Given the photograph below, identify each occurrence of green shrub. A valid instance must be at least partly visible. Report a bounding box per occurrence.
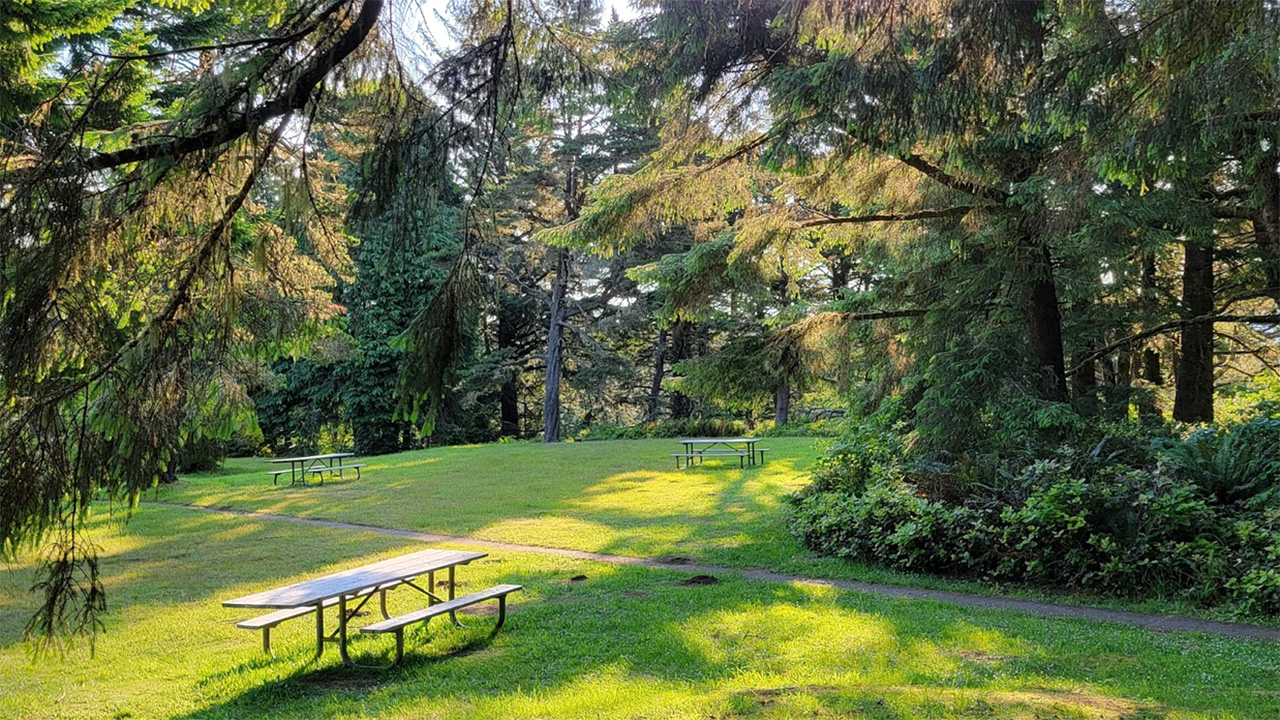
[788,416,1280,615]
[1156,417,1280,506]
[576,418,752,441]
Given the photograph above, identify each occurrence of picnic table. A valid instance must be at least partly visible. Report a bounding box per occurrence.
[671,437,767,469]
[224,548,520,665]
[266,452,364,486]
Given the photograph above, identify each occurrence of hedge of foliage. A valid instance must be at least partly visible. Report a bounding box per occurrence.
[574,418,847,441]
[788,416,1280,615]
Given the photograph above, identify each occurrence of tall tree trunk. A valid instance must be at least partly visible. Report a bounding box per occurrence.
[543,248,570,442]
[645,328,668,421]
[1259,156,1280,308]
[1140,253,1164,385]
[1116,350,1133,386]
[829,254,850,298]
[669,320,693,420]
[773,381,791,425]
[1136,253,1163,419]
[1173,241,1215,423]
[498,299,520,437]
[1028,243,1068,399]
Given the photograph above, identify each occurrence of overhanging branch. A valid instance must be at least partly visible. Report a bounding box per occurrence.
[22,0,382,178]
[800,205,979,227]
[1067,314,1280,375]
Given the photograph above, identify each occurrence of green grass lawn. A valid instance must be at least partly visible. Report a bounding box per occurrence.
[156,438,825,572]
[153,438,1271,620]
[5,504,1280,720]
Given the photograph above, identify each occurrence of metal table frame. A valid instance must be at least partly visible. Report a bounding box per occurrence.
[224,549,486,665]
[267,452,355,486]
[676,438,763,468]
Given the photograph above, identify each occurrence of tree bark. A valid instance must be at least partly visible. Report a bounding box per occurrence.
[1027,242,1068,399]
[1258,157,1280,307]
[773,381,791,425]
[498,297,520,437]
[1140,253,1164,385]
[1173,241,1215,423]
[669,320,693,420]
[542,248,570,442]
[645,328,668,421]
[829,255,849,298]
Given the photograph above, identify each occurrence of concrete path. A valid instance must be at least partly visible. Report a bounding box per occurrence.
[154,502,1280,643]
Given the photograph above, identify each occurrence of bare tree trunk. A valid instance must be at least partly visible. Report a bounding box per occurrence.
[498,301,520,437]
[1141,253,1164,385]
[829,254,850,298]
[669,320,693,420]
[773,382,791,425]
[1116,350,1133,386]
[1070,299,1099,415]
[1174,241,1215,423]
[1259,157,1280,308]
[1028,242,1068,399]
[543,248,570,442]
[645,328,667,421]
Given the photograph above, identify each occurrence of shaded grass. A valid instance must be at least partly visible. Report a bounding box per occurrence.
[4,505,1280,719]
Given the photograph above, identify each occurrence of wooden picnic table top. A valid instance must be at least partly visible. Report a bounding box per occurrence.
[267,452,354,464]
[222,549,486,609]
[677,438,759,445]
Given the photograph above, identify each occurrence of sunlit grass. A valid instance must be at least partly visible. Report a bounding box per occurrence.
[155,438,822,566]
[4,506,1280,718]
[156,438,1280,622]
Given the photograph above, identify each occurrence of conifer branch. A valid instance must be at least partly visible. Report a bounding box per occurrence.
[92,0,349,61]
[1067,314,1280,375]
[800,205,978,227]
[895,153,1010,204]
[23,0,381,178]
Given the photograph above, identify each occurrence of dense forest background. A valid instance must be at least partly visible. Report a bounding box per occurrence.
[4,0,1280,632]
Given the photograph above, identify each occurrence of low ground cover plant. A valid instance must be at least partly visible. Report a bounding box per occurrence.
[789,414,1280,615]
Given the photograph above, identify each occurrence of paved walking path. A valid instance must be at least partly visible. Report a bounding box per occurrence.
[154,501,1280,643]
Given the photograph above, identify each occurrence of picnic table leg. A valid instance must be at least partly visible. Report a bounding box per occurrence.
[337,596,353,666]
[314,603,325,659]
[448,566,460,626]
[494,595,509,632]
[379,588,391,619]
[428,571,436,604]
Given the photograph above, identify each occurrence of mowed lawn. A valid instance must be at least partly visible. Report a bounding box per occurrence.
[156,438,827,572]
[4,438,1280,720]
[4,506,1280,720]
[150,438,1270,616]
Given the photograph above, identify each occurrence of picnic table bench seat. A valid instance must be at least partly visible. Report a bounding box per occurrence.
[671,438,767,469]
[267,452,364,486]
[361,584,522,664]
[671,449,750,468]
[235,580,399,655]
[303,462,365,484]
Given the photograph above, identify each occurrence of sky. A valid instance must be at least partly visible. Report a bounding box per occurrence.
[399,0,642,59]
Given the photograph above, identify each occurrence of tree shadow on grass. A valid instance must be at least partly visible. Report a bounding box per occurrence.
[164,561,1222,720]
[0,507,419,652]
[4,504,1273,719]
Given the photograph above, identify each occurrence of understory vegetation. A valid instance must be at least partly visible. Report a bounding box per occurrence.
[790,404,1280,615]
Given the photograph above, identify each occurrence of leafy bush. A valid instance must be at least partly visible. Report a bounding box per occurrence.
[576,418,751,441]
[789,416,1280,615]
[1155,417,1280,507]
